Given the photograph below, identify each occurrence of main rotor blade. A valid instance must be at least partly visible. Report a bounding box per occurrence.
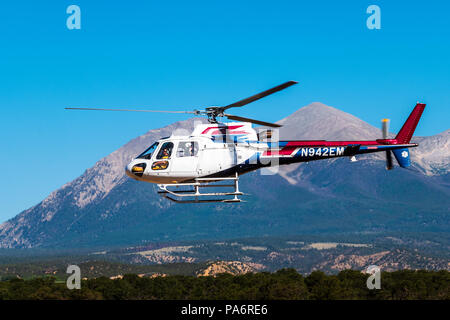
[224,114,281,127]
[223,80,298,110]
[65,107,198,114]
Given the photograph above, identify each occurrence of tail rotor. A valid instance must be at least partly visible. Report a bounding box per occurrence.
[382,119,394,170]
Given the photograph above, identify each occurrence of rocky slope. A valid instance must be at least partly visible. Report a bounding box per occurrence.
[0,118,207,248]
[196,261,257,277]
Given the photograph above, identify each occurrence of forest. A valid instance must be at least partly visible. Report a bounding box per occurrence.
[0,269,448,300]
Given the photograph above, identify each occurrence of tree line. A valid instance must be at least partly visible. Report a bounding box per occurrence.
[0,269,448,300]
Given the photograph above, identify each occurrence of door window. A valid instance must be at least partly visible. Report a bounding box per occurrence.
[156,142,174,159]
[176,141,198,157]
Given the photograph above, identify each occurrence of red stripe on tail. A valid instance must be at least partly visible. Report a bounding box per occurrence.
[395,103,426,144]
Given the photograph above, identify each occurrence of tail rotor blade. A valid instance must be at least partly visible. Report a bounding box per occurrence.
[386,150,394,170]
[381,119,393,169]
[382,118,390,139]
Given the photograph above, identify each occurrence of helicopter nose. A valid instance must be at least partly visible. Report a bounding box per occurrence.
[125,163,134,178]
[125,163,132,173]
[125,162,147,178]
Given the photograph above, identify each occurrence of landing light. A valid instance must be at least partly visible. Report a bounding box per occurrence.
[131,163,147,177]
[132,166,144,172]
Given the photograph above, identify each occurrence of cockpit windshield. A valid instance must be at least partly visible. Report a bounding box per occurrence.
[137,142,159,159]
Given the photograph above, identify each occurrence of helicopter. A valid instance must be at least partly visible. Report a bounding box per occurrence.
[66,81,426,203]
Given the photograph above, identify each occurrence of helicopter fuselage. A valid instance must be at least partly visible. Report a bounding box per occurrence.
[124,120,419,185]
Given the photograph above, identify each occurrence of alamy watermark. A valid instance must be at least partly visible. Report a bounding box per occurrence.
[366,265,381,290]
[66,5,81,30]
[366,5,381,30]
[172,121,281,176]
[255,127,280,176]
[66,265,81,289]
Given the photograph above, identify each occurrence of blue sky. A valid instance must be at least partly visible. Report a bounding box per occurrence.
[0,1,449,222]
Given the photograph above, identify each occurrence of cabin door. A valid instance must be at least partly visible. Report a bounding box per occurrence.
[170,141,199,177]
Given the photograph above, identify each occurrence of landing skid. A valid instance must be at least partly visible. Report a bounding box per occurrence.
[157,173,245,203]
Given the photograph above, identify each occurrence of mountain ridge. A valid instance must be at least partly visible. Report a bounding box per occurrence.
[0,102,448,248]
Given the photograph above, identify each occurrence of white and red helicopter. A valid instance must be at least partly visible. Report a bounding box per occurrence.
[67,81,425,203]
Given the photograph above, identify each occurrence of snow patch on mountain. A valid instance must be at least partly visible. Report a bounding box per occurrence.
[411,130,450,176]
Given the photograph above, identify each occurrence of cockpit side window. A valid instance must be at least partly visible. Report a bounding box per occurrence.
[176,141,198,157]
[137,142,159,160]
[156,142,174,159]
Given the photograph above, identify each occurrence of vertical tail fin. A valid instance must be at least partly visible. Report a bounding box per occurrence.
[395,103,426,144]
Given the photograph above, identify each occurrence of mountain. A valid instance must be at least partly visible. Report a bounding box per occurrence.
[0,103,449,248]
[277,102,381,140]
